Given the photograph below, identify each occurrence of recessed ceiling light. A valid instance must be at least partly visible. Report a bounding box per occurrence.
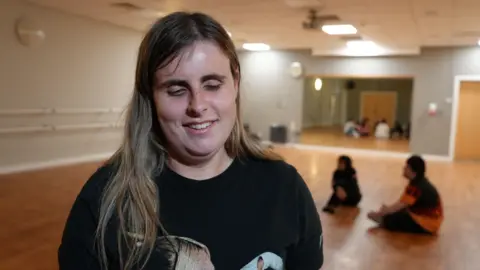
[242,43,270,51]
[346,40,376,49]
[321,24,357,35]
[345,40,384,56]
[477,39,480,46]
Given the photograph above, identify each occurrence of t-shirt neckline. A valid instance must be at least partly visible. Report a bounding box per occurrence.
[160,157,242,187]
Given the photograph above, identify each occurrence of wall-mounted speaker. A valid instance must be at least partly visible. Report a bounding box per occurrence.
[345,80,356,90]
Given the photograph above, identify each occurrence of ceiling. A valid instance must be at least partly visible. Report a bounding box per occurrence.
[25,0,480,56]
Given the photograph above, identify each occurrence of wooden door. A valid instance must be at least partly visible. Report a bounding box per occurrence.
[361,92,397,128]
[454,81,480,160]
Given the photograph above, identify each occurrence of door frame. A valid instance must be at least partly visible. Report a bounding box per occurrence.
[359,91,398,124]
[449,75,480,160]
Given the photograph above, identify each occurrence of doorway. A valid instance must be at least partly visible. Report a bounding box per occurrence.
[360,91,397,129]
[453,81,480,160]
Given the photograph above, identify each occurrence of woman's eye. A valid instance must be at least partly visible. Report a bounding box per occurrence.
[204,83,221,91]
[167,88,186,96]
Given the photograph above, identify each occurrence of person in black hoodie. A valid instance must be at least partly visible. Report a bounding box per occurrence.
[322,155,362,214]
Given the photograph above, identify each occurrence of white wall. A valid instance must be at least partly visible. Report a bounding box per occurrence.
[0,0,143,173]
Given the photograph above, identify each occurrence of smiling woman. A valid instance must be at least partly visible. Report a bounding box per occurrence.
[58,11,323,270]
[153,41,238,163]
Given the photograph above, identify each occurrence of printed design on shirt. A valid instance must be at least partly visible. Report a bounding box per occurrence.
[400,185,421,205]
[127,233,215,270]
[128,233,284,270]
[157,235,215,270]
[240,252,284,270]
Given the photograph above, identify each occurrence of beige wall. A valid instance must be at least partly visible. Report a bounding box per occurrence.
[0,0,142,173]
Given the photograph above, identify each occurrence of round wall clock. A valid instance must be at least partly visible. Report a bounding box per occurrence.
[15,17,46,48]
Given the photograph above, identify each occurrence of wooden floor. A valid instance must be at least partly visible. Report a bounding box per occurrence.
[300,126,410,153]
[1,146,479,270]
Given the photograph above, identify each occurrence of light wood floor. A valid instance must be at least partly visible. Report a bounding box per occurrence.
[300,126,410,153]
[1,146,479,270]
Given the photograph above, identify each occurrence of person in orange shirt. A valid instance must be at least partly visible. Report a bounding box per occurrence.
[367,155,443,234]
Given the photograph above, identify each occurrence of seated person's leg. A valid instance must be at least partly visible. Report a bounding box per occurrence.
[342,193,362,207]
[378,209,430,234]
[322,186,345,213]
[335,186,347,201]
[345,127,354,136]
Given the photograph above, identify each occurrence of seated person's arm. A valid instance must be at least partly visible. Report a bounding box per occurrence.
[379,201,408,215]
[378,185,420,216]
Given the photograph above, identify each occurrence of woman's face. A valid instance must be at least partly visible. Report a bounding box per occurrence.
[256,257,264,270]
[153,41,238,160]
[338,160,346,170]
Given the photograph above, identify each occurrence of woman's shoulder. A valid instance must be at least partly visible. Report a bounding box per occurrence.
[241,156,298,176]
[239,156,305,189]
[77,162,117,201]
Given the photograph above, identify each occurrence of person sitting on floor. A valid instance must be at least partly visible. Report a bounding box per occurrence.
[322,155,362,214]
[343,119,357,136]
[367,155,444,234]
[390,121,404,138]
[356,118,370,137]
[374,119,390,139]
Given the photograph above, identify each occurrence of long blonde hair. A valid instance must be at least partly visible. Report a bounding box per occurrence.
[95,12,281,270]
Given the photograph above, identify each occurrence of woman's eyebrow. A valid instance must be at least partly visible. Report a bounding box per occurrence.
[201,74,226,82]
[159,79,190,89]
[158,73,226,88]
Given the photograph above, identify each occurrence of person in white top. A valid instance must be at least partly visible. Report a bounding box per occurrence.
[343,119,357,136]
[375,119,390,139]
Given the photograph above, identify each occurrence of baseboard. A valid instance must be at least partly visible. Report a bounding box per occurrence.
[0,152,114,175]
[265,141,451,162]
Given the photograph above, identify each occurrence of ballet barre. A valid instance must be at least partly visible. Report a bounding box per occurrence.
[52,108,124,114]
[0,108,53,115]
[0,107,124,116]
[0,122,124,134]
[0,125,53,134]
[52,122,123,131]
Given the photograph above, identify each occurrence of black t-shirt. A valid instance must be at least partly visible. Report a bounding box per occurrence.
[332,168,361,197]
[58,156,323,270]
[399,177,443,233]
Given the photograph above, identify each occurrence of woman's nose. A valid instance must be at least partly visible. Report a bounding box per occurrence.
[187,90,207,116]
